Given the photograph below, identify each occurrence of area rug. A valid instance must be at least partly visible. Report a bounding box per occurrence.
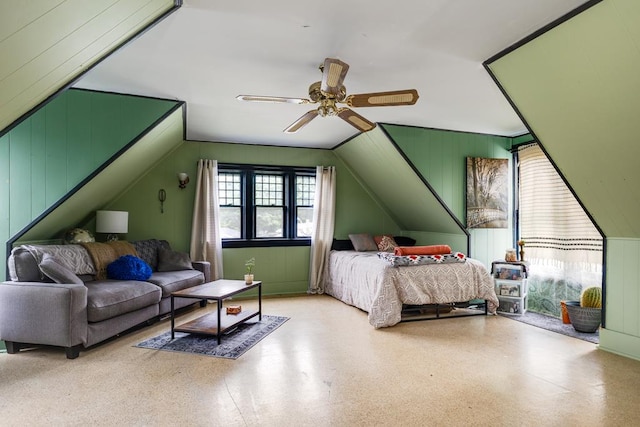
[500,311,599,344]
[135,315,289,359]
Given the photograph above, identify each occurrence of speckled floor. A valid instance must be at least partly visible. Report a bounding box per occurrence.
[1,294,639,426]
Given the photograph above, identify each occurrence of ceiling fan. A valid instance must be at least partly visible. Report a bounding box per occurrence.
[236,58,419,134]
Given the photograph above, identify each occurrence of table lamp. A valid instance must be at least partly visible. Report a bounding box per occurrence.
[96,210,129,241]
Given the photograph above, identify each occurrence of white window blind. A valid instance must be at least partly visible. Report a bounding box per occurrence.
[518,143,603,270]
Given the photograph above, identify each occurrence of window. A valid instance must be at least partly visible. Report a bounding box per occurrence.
[218,164,315,247]
[516,142,603,316]
[517,143,603,265]
[218,172,242,239]
[296,175,315,238]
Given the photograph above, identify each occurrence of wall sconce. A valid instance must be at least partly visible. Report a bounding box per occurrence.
[178,172,189,189]
[96,210,129,241]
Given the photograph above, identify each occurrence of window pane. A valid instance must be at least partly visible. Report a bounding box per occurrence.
[219,207,241,238]
[296,175,315,206]
[219,172,242,206]
[297,207,313,237]
[255,174,283,206]
[256,207,284,237]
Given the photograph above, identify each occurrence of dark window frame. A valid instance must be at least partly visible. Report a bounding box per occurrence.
[219,164,315,248]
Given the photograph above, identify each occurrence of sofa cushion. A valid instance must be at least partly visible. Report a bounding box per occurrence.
[85,281,161,323]
[132,239,170,271]
[39,254,84,285]
[157,247,194,272]
[7,247,42,282]
[146,270,205,298]
[107,255,152,281]
[13,245,96,280]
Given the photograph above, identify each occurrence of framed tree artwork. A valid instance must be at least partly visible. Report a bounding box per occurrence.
[466,157,508,228]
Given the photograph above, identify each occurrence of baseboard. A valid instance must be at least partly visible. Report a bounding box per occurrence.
[599,328,640,361]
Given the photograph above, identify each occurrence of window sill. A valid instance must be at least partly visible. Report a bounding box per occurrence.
[222,239,311,249]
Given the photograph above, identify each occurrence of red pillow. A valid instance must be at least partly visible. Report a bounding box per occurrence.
[394,245,452,256]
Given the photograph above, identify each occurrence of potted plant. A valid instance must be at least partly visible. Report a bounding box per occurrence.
[565,286,602,333]
[244,257,255,284]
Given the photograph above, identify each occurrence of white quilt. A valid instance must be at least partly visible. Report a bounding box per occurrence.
[324,251,498,328]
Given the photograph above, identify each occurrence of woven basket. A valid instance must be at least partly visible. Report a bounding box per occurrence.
[566,305,601,333]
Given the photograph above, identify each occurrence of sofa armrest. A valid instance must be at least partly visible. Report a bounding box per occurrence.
[0,282,88,348]
[191,261,211,282]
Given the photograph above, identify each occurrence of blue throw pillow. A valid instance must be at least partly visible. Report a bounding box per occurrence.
[107,255,152,281]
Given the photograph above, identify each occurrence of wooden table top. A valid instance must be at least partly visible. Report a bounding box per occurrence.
[171,279,261,300]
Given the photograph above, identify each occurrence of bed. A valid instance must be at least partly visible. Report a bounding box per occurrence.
[324,249,499,328]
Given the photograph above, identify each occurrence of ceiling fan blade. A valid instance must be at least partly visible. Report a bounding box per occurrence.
[337,108,376,132]
[284,110,319,133]
[236,95,310,104]
[345,89,419,107]
[321,58,349,96]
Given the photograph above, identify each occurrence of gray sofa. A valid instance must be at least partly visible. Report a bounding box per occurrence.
[0,239,210,359]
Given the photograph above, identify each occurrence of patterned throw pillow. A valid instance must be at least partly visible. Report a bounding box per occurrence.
[133,239,169,271]
[374,235,398,252]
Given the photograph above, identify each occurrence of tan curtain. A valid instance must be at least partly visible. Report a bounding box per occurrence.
[308,166,336,294]
[190,159,223,280]
[518,144,602,286]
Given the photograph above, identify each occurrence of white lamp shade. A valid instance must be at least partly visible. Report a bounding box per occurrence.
[96,210,129,233]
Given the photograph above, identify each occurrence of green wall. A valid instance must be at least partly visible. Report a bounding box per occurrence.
[382,124,513,267]
[0,89,180,279]
[107,140,401,296]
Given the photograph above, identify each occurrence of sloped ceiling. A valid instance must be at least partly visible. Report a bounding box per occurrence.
[71,0,590,149]
[334,127,465,236]
[0,0,176,134]
[486,0,640,238]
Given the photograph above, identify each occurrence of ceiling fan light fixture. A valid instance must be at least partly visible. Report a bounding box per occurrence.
[284,110,319,133]
[337,108,376,132]
[308,82,322,102]
[321,58,349,96]
[326,63,345,86]
[236,95,309,104]
[237,58,418,134]
[368,93,414,104]
[345,89,419,108]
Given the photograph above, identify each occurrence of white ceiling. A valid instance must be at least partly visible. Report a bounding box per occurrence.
[73,0,589,149]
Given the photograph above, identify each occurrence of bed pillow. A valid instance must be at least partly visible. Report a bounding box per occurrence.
[331,239,355,251]
[107,255,152,281]
[374,235,398,252]
[39,254,84,285]
[348,233,378,252]
[157,247,194,272]
[393,236,416,247]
